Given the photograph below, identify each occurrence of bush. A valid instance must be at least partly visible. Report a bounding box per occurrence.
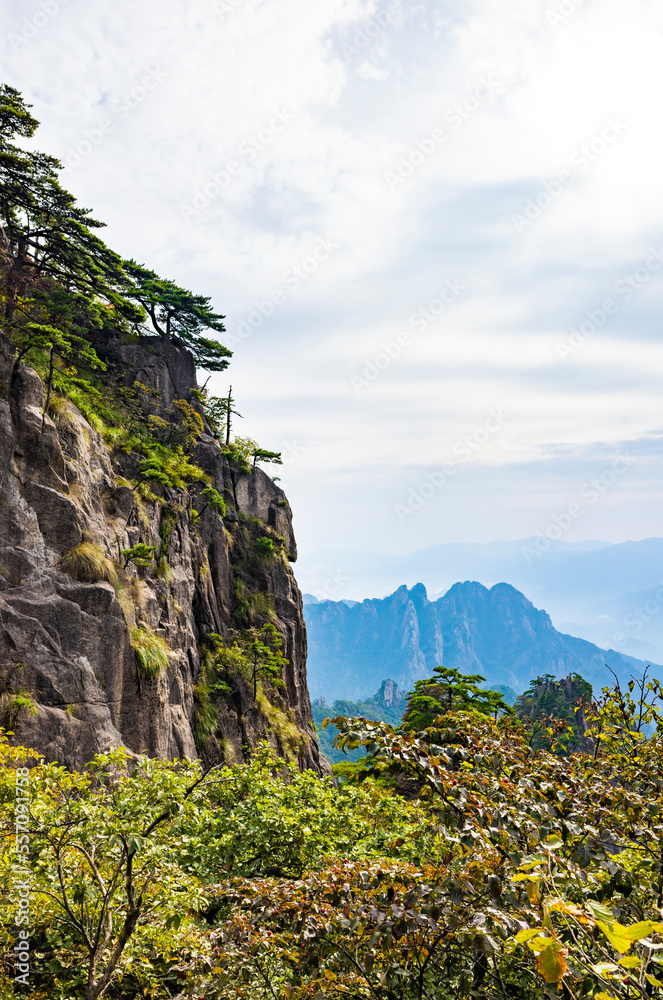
[121,543,157,568]
[130,625,169,680]
[0,691,37,728]
[253,534,285,560]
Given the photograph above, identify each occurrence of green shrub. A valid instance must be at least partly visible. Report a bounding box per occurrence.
[192,682,219,746]
[130,626,169,680]
[254,535,276,557]
[121,543,157,568]
[48,394,79,433]
[199,485,226,517]
[0,691,37,728]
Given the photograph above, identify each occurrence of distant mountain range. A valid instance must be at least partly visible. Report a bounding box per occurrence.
[296,538,663,664]
[303,581,659,703]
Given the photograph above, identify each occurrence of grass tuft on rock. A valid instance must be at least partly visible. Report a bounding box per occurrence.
[60,542,119,588]
[130,626,169,680]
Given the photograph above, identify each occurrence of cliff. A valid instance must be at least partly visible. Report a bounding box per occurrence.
[304,581,657,700]
[0,329,329,774]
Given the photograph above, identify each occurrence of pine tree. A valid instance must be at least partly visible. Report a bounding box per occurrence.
[122,260,231,372]
[401,665,514,730]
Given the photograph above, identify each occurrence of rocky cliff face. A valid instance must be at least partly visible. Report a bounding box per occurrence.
[304,581,656,700]
[0,330,328,775]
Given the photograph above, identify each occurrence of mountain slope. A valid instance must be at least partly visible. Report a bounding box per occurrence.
[304,582,657,702]
[297,538,663,663]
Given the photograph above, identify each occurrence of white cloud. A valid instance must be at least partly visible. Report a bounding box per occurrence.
[2,0,663,557]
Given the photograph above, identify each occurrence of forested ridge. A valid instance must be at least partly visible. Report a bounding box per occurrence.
[4,85,663,1000]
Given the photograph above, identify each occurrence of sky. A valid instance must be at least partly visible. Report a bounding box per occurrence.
[3,0,663,569]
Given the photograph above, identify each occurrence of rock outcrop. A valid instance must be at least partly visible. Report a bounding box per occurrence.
[0,330,328,774]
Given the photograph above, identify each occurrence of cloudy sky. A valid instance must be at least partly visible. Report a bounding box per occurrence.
[3,0,663,569]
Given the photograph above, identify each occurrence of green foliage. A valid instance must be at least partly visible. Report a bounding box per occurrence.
[121,543,157,568]
[223,435,283,475]
[402,663,515,730]
[136,440,207,491]
[198,485,226,518]
[253,533,285,559]
[236,623,288,699]
[122,259,231,372]
[0,84,230,521]
[130,625,169,680]
[233,579,277,625]
[0,691,37,728]
[203,393,228,438]
[180,743,438,883]
[252,447,282,466]
[515,672,593,752]
[59,542,119,588]
[0,740,215,1000]
[192,681,220,747]
[5,676,663,999]
[0,86,136,328]
[222,435,256,472]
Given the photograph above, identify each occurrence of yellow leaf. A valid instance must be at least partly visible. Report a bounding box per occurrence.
[324,970,337,982]
[618,957,641,969]
[536,940,568,983]
[516,928,546,944]
[545,898,585,919]
[527,936,554,954]
[647,974,663,987]
[621,920,658,941]
[213,966,223,974]
[597,921,634,954]
[527,880,542,905]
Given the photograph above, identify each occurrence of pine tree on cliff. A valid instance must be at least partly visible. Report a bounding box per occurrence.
[0,84,132,324]
[0,84,231,375]
[123,260,232,373]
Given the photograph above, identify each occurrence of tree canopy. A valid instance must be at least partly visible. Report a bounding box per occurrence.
[5,672,663,998]
[402,664,514,730]
[0,84,230,374]
[122,260,231,372]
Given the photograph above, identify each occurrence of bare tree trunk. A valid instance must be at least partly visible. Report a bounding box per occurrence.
[5,235,27,322]
[225,385,232,446]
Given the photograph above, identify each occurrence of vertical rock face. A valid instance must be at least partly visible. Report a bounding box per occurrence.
[0,331,328,775]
